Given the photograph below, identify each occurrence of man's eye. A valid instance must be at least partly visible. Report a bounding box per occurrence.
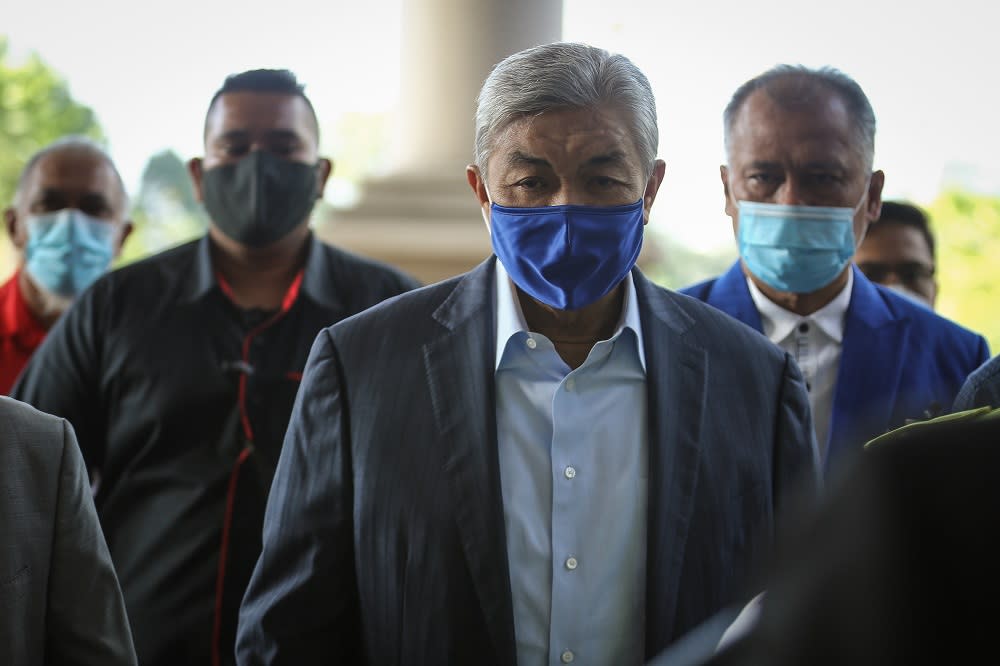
[515,177,543,189]
[748,173,777,184]
[222,144,249,157]
[593,176,619,188]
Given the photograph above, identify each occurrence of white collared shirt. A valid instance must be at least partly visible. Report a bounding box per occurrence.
[493,260,648,666]
[747,271,853,460]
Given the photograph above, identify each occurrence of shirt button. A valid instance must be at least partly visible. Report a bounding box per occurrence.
[561,649,575,663]
[564,466,576,479]
[798,322,810,333]
[525,337,537,350]
[565,556,578,570]
[565,378,575,391]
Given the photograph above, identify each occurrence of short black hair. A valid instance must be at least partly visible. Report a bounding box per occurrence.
[204,69,319,141]
[873,200,936,258]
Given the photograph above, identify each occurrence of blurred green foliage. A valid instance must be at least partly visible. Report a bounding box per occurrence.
[0,37,104,209]
[117,150,206,267]
[928,189,1000,353]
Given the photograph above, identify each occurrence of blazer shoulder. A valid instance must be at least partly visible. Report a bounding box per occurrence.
[326,273,467,339]
[0,396,66,443]
[649,283,787,365]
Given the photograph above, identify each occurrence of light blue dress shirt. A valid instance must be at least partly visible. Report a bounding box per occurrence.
[494,261,649,666]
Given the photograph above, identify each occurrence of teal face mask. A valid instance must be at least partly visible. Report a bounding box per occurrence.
[736,199,862,294]
[24,209,117,298]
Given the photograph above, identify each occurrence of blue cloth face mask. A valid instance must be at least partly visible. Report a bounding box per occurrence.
[24,209,117,298]
[489,198,645,310]
[736,200,862,293]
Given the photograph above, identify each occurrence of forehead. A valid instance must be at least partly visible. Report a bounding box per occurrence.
[489,106,640,171]
[205,91,317,143]
[22,149,121,202]
[861,223,934,261]
[728,88,858,166]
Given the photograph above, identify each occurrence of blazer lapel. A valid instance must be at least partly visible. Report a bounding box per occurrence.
[826,268,909,468]
[706,261,764,333]
[422,259,517,666]
[634,270,708,657]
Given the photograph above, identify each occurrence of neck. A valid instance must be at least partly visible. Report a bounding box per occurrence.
[517,281,625,370]
[18,269,70,329]
[208,225,310,310]
[748,264,852,316]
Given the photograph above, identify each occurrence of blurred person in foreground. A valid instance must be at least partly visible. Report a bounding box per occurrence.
[689,406,1000,666]
[237,42,818,665]
[953,354,1000,410]
[680,65,988,476]
[854,200,937,307]
[11,69,419,666]
[0,396,137,665]
[0,136,132,393]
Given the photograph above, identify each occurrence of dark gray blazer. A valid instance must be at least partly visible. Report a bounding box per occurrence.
[236,259,819,665]
[0,397,136,665]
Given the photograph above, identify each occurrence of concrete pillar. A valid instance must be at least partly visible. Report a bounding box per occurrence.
[318,0,563,284]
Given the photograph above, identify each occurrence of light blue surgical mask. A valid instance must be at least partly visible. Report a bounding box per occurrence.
[736,195,866,294]
[24,209,117,298]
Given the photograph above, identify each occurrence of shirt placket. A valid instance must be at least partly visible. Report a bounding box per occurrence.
[549,363,586,665]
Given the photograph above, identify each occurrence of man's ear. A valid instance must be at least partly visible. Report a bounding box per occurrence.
[114,220,135,257]
[641,159,667,224]
[866,169,885,222]
[721,165,737,219]
[187,157,205,202]
[315,158,333,199]
[466,165,491,230]
[4,206,25,250]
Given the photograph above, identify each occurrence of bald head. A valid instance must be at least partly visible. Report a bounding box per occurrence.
[723,65,876,170]
[13,136,128,214]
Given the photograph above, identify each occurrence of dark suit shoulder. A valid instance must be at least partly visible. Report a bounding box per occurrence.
[0,396,66,445]
[656,284,788,365]
[327,272,467,342]
[875,284,983,345]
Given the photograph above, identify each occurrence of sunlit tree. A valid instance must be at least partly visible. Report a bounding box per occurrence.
[928,189,1000,353]
[0,36,103,208]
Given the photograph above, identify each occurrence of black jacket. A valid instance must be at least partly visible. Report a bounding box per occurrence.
[12,234,419,666]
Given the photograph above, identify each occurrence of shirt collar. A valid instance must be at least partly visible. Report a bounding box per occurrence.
[182,231,343,310]
[494,260,646,370]
[747,269,853,344]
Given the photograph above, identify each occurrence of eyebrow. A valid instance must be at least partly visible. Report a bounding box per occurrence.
[745,160,846,171]
[503,150,630,170]
[505,151,550,169]
[214,129,303,143]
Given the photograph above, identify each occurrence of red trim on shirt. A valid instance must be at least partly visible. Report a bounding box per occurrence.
[210,269,304,666]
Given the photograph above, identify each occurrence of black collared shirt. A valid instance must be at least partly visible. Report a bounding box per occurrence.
[12,234,420,666]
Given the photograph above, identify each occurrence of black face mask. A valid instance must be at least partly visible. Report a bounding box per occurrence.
[201,150,319,247]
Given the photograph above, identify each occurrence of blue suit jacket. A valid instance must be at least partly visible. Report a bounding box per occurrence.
[680,262,990,470]
[236,258,819,665]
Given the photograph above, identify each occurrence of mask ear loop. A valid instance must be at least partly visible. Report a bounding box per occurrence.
[480,181,493,228]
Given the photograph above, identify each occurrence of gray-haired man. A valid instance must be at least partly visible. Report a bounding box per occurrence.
[236,42,818,665]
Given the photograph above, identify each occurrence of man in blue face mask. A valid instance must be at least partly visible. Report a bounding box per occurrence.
[1,137,132,394]
[237,43,819,665]
[680,66,990,475]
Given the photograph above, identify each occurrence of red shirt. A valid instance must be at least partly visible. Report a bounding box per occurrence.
[0,270,48,394]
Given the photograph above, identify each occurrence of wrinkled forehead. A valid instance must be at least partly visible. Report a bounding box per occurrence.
[489,106,642,170]
[20,148,126,211]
